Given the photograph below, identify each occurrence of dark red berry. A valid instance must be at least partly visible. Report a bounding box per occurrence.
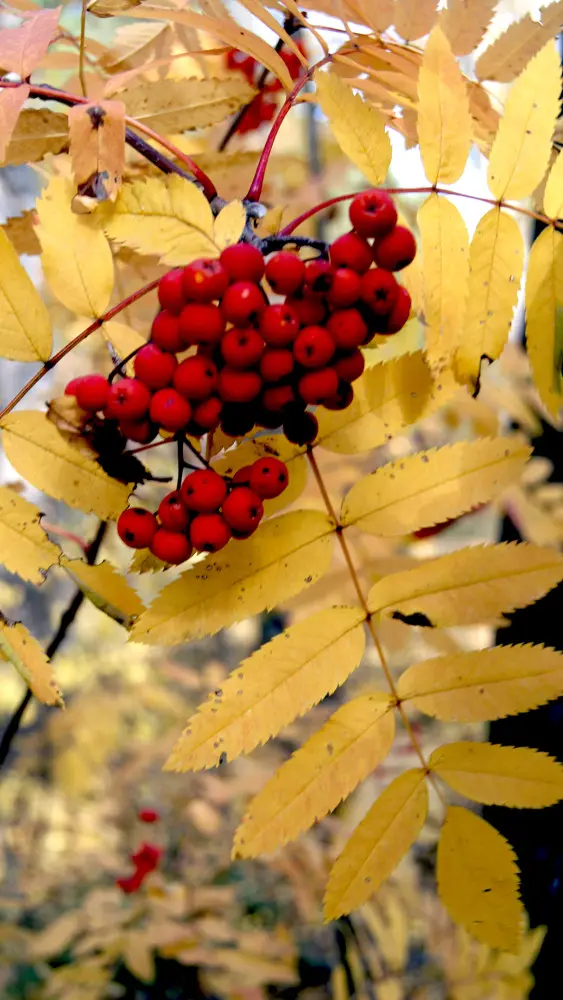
[327,267,362,308]
[181,468,227,513]
[192,395,222,430]
[190,513,231,552]
[118,508,157,548]
[265,251,305,295]
[293,325,335,369]
[262,384,295,411]
[221,326,265,368]
[330,231,373,274]
[106,379,151,421]
[138,809,160,823]
[179,303,225,346]
[323,380,354,410]
[173,356,218,399]
[221,281,265,326]
[285,292,327,326]
[149,388,191,431]
[349,189,397,238]
[218,368,262,403]
[304,258,332,295]
[222,486,263,534]
[117,872,144,894]
[220,243,265,283]
[326,308,369,350]
[151,310,183,353]
[385,285,412,333]
[249,457,289,499]
[120,418,157,444]
[334,349,365,383]
[256,408,284,430]
[259,348,294,382]
[226,48,257,83]
[260,303,300,347]
[220,404,255,438]
[282,409,318,445]
[158,269,185,314]
[134,343,177,390]
[373,226,416,271]
[150,528,192,564]
[298,367,339,404]
[66,374,109,412]
[360,268,399,315]
[183,258,229,302]
[158,490,190,531]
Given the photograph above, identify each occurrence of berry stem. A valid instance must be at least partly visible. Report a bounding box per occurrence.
[183,436,212,470]
[128,438,174,456]
[176,433,185,491]
[259,234,330,257]
[108,344,144,383]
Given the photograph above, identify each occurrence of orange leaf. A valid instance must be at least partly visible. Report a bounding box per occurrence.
[0,7,61,79]
[68,101,126,211]
[0,85,29,163]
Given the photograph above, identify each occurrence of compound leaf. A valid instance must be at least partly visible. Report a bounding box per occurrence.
[476,0,563,82]
[430,741,563,808]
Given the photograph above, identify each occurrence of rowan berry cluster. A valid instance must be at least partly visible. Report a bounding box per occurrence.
[225,42,307,134]
[116,841,162,894]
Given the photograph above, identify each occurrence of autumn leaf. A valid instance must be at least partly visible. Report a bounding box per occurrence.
[393,0,438,41]
[0,85,29,164]
[417,26,472,185]
[439,0,497,56]
[315,70,391,186]
[61,558,145,628]
[525,226,563,421]
[544,151,563,219]
[0,487,60,584]
[0,6,61,78]
[476,0,563,82]
[429,742,563,808]
[213,200,247,251]
[0,620,62,706]
[0,227,52,361]
[117,77,256,132]
[3,108,68,166]
[68,101,126,211]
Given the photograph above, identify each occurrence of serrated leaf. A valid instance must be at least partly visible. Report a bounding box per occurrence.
[430,741,563,808]
[437,806,523,952]
[324,769,428,920]
[1,411,130,520]
[0,85,30,164]
[0,620,62,706]
[397,644,563,722]
[166,606,366,772]
[393,0,438,40]
[525,225,563,420]
[120,77,255,133]
[36,176,114,316]
[61,558,144,628]
[315,70,391,186]
[418,193,469,374]
[233,693,395,858]
[3,108,68,166]
[341,437,530,537]
[0,487,61,583]
[455,208,524,387]
[476,0,563,82]
[3,211,41,256]
[367,541,563,627]
[544,151,563,218]
[130,510,335,646]
[68,100,126,210]
[487,41,561,201]
[0,227,51,361]
[417,26,472,184]
[0,6,61,78]
[102,174,217,266]
[211,434,307,516]
[439,0,496,56]
[213,200,246,251]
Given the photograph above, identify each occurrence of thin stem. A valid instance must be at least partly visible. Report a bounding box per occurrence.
[128,438,174,456]
[108,344,144,383]
[176,434,185,491]
[78,0,88,97]
[184,436,211,469]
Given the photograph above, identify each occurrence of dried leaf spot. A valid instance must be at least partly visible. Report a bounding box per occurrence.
[392,611,434,628]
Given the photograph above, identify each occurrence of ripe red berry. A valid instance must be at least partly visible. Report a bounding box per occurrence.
[66,374,109,412]
[285,292,327,326]
[158,269,185,314]
[385,285,412,333]
[360,268,399,315]
[282,408,318,445]
[298,367,339,404]
[106,379,151,421]
[327,267,361,308]
[192,395,223,430]
[293,325,335,369]
[221,281,265,326]
[330,231,373,274]
[158,490,190,531]
[181,468,227,513]
[116,872,144,894]
[118,508,157,549]
[323,380,354,410]
[173,356,218,399]
[349,189,398,238]
[179,303,225,346]
[373,226,417,271]
[220,243,265,283]
[259,348,294,382]
[233,465,252,484]
[256,408,285,430]
[120,418,157,444]
[222,487,264,534]
[261,384,295,411]
[326,308,369,350]
[149,388,192,431]
[150,529,192,565]
[260,303,300,347]
[190,513,231,552]
[265,251,305,295]
[183,258,229,302]
[304,258,332,295]
[138,809,160,823]
[334,349,365,383]
[221,327,265,368]
[249,457,289,499]
[226,48,257,83]
[151,310,184,353]
[218,368,262,403]
[134,343,177,390]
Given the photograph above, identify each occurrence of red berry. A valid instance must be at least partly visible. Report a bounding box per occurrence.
[349,189,398,238]
[66,374,109,412]
[249,457,289,499]
[222,487,264,534]
[285,292,327,326]
[190,513,231,552]
[221,404,255,437]
[218,368,262,403]
[327,267,361,308]
[334,349,365,383]
[221,281,265,326]
[192,396,223,430]
[150,528,192,565]
[226,48,257,83]
[330,231,373,274]
[183,258,229,302]
[233,465,252,484]
[118,508,157,549]
[179,303,225,346]
[304,258,332,295]
[149,388,192,431]
[173,356,218,399]
[298,367,339,404]
[116,872,144,894]
[131,842,162,873]
[134,343,177,390]
[260,303,300,346]
[373,226,417,271]
[360,268,399,315]
[158,490,190,531]
[158,269,185,314]
[221,327,265,368]
[293,325,335,369]
[259,348,294,382]
[151,310,184,353]
[265,251,305,295]
[221,243,265,283]
[323,381,354,410]
[120,418,157,443]
[282,409,318,445]
[385,285,412,333]
[181,468,227,513]
[138,809,160,823]
[262,384,295,411]
[326,308,369,350]
[106,379,151,421]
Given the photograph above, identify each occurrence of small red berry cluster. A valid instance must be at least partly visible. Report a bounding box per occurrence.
[225,42,307,134]
[116,809,162,894]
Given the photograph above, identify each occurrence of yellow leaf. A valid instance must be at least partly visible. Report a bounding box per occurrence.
[418,193,469,373]
[0,620,62,706]
[102,320,145,375]
[417,26,472,184]
[102,174,217,266]
[122,932,156,983]
[213,199,247,251]
[315,70,391,186]
[487,41,561,201]
[1,411,130,520]
[341,436,530,537]
[3,108,68,166]
[367,541,563,627]
[131,510,335,646]
[525,225,563,420]
[36,176,114,317]
[429,741,563,808]
[0,85,30,164]
[233,693,395,858]
[2,210,41,256]
[0,227,52,361]
[544,151,563,218]
[166,606,366,772]
[393,0,438,40]
[61,558,144,628]
[476,0,563,82]
[455,208,524,387]
[397,644,563,722]
[437,806,523,952]
[439,0,497,56]
[119,77,256,133]
[324,769,428,920]
[211,434,307,516]
[0,486,61,583]
[68,100,126,211]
